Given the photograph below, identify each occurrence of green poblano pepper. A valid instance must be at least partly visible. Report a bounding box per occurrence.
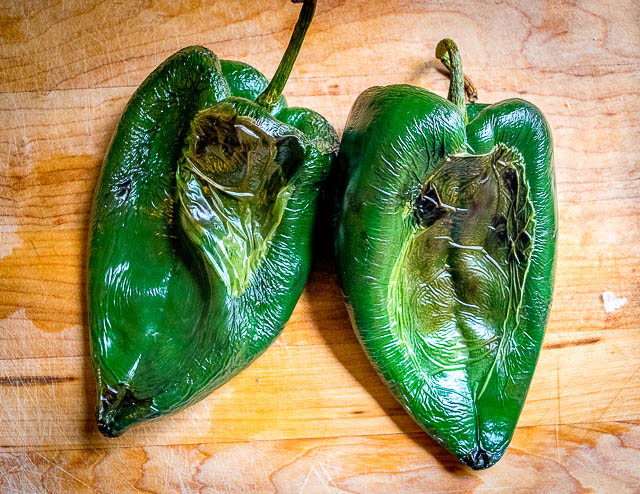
[334,39,556,469]
[88,0,337,437]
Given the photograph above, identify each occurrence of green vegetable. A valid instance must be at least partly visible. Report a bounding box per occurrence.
[88,0,337,437]
[334,39,556,469]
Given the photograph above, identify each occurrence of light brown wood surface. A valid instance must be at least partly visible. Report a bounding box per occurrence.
[1,0,639,492]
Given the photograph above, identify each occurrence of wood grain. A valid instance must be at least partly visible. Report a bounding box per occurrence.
[2,422,640,493]
[1,0,639,491]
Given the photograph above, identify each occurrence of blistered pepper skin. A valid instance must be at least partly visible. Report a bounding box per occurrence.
[335,81,556,469]
[88,1,336,437]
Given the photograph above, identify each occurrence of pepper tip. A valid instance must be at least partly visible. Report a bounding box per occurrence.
[461,446,501,470]
[96,419,125,438]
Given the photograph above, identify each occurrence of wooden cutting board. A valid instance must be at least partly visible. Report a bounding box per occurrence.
[1,0,639,492]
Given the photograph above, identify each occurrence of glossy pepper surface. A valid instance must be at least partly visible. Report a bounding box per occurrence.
[334,39,556,469]
[88,0,337,437]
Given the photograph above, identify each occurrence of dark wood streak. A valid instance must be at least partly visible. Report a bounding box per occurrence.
[543,338,600,350]
[0,376,76,386]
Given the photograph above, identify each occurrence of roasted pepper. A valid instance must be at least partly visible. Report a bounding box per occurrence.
[334,39,556,469]
[88,0,337,437]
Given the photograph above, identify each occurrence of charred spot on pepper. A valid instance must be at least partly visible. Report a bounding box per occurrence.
[187,106,304,202]
[502,167,517,197]
[258,134,305,203]
[509,229,533,265]
[96,382,153,437]
[517,230,532,249]
[491,214,508,242]
[275,135,305,180]
[462,446,498,470]
[414,183,447,227]
[114,179,132,202]
[98,383,119,406]
[191,111,246,178]
[195,115,238,158]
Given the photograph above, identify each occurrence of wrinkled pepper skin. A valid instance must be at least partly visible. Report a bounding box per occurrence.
[334,42,556,469]
[89,0,337,437]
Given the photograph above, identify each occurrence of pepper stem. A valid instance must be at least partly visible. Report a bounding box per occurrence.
[256,0,316,110]
[436,39,477,124]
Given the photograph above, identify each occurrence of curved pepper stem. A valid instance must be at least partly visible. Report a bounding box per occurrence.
[256,0,317,110]
[436,38,478,124]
